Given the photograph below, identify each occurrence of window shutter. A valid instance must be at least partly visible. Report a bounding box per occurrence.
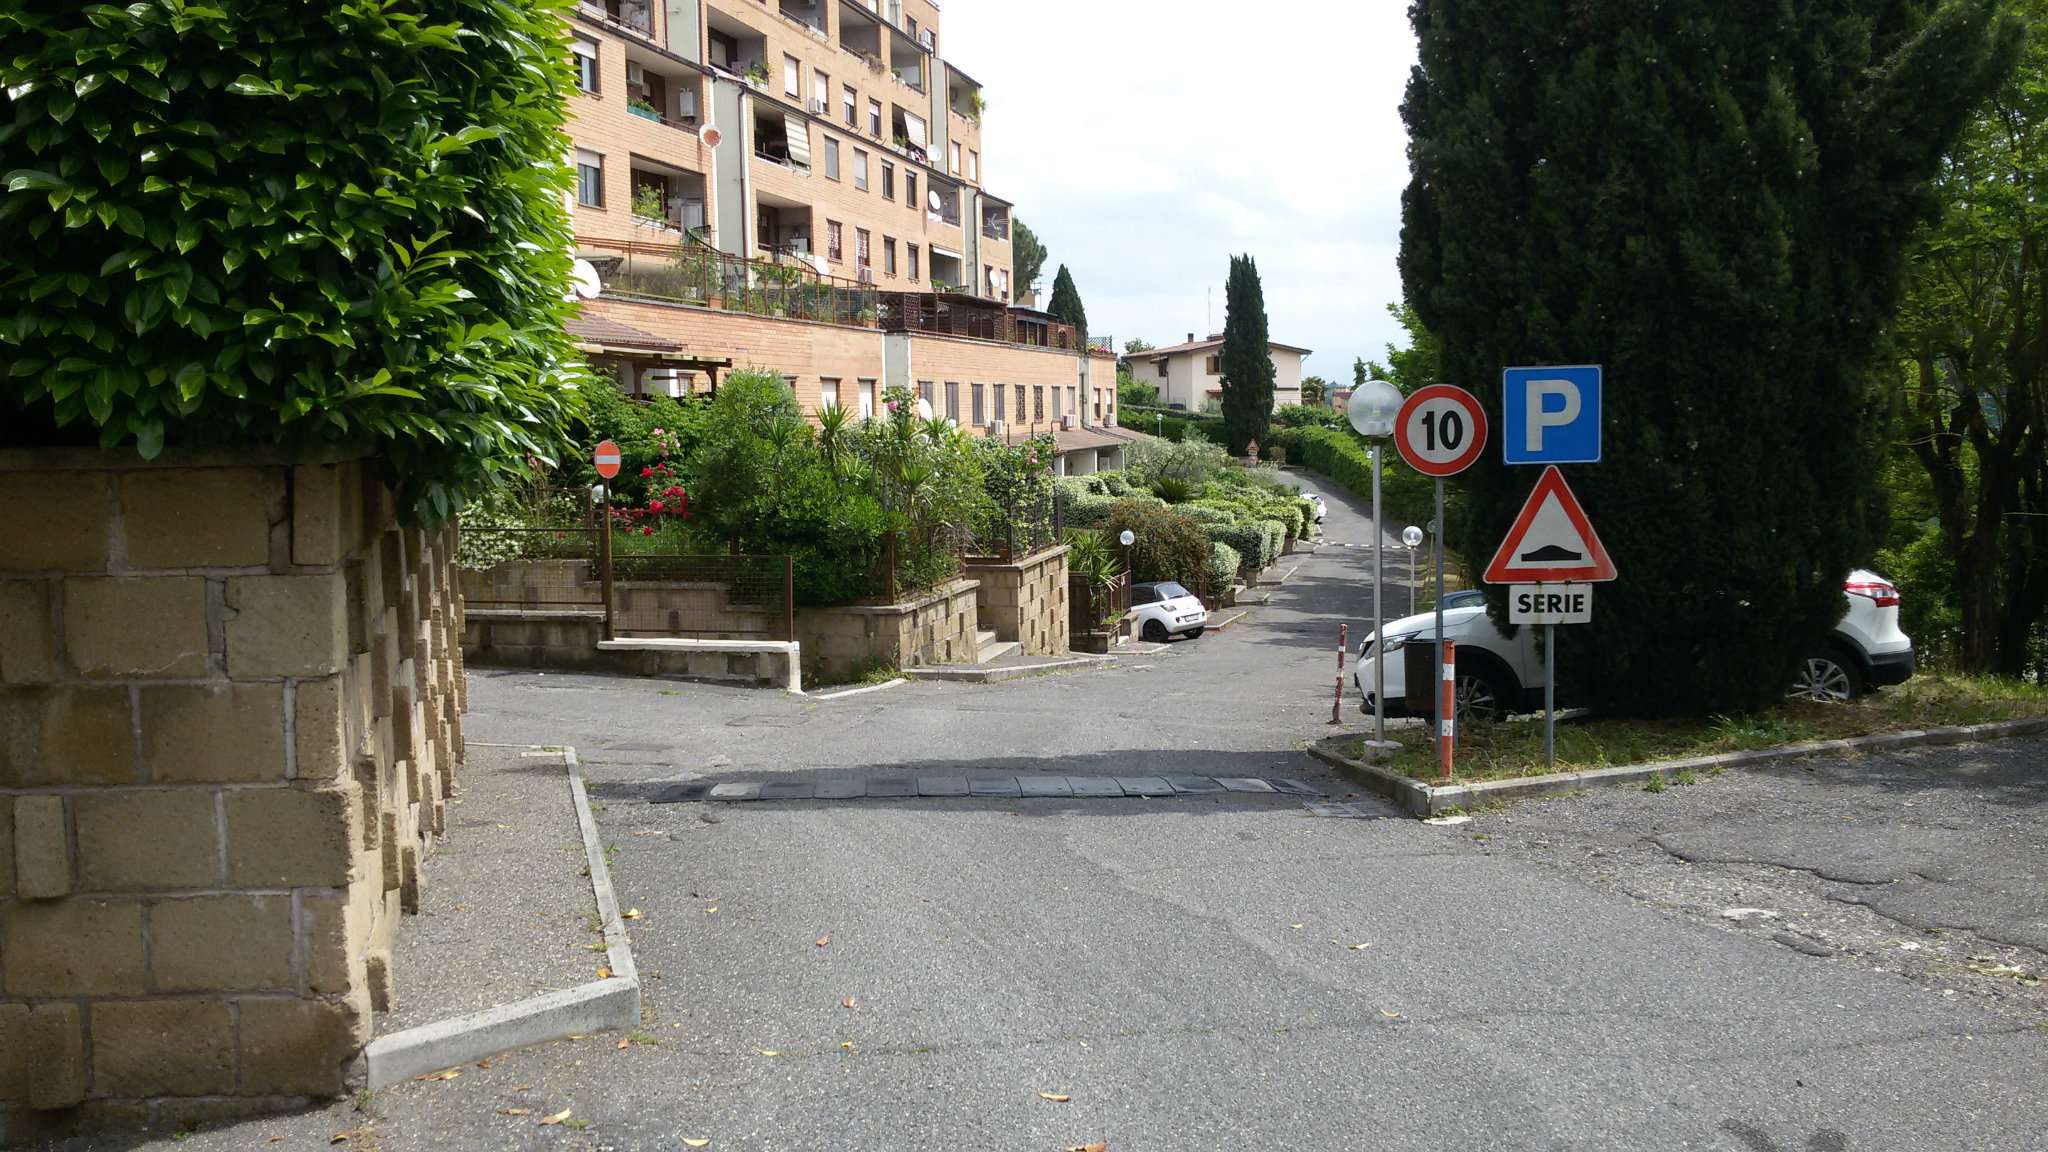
[783,113,812,168]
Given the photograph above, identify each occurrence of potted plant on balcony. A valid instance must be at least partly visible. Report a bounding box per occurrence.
[966,90,986,123]
[627,94,661,122]
[743,60,769,88]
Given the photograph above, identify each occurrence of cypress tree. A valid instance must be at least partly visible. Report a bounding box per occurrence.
[1220,254,1274,456]
[1401,0,2019,716]
[1046,265,1087,342]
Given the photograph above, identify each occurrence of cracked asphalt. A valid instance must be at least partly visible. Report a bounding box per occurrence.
[84,472,2047,1152]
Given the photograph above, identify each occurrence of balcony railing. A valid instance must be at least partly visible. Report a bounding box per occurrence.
[579,236,879,326]
[878,292,1080,350]
[578,1,653,40]
[627,102,699,132]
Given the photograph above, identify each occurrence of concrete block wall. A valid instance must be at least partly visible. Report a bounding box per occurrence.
[964,546,1069,656]
[0,449,465,1141]
[794,578,979,681]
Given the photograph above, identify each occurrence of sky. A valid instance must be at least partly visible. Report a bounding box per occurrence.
[943,0,1419,386]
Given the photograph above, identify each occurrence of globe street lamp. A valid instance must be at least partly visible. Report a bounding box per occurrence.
[1402,524,1424,617]
[1348,377,1404,747]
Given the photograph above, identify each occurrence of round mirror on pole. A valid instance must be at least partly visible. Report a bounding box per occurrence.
[1349,378,1403,749]
[1402,525,1423,549]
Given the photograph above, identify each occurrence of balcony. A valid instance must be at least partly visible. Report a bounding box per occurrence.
[754,190,816,269]
[706,6,769,84]
[980,204,1010,242]
[623,49,702,132]
[889,106,931,165]
[628,164,708,241]
[778,0,827,36]
[838,1,885,69]
[948,64,984,122]
[878,293,1081,351]
[887,24,925,91]
[925,178,961,229]
[751,104,812,172]
[579,0,654,41]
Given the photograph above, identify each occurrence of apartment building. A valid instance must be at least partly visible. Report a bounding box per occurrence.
[1123,333,1314,413]
[561,0,1130,469]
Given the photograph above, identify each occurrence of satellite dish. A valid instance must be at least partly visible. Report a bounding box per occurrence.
[927,188,943,212]
[915,398,933,420]
[569,259,602,300]
[698,123,723,148]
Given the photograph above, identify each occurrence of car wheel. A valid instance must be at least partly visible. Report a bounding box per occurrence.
[1790,647,1864,702]
[1453,665,1514,724]
[1142,619,1170,642]
[1184,627,1205,639]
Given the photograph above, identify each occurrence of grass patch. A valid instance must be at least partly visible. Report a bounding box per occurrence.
[1360,672,2048,785]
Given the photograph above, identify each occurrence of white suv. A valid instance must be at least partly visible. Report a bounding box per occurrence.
[1354,569,1914,720]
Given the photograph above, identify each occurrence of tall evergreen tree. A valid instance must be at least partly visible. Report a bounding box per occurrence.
[1402,0,2019,716]
[1046,264,1087,341]
[1012,219,1048,303]
[1219,254,1274,456]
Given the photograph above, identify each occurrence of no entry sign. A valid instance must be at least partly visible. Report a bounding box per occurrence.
[593,439,622,480]
[1394,385,1488,477]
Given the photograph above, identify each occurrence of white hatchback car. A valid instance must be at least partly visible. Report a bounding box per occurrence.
[1353,569,1914,720]
[1129,581,1208,642]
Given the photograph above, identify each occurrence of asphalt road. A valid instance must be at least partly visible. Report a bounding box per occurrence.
[96,473,2046,1152]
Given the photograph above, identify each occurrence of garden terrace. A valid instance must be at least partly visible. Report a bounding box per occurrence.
[878,292,1081,349]
[579,235,879,327]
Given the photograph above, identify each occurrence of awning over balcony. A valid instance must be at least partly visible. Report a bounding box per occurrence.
[783,112,811,168]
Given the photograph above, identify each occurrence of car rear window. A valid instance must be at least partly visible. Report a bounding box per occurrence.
[1154,582,1192,600]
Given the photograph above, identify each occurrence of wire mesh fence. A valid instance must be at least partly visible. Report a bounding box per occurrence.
[455,526,604,609]
[610,552,794,641]
[968,486,1060,562]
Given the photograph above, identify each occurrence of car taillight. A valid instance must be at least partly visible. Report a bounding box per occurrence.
[1845,580,1900,608]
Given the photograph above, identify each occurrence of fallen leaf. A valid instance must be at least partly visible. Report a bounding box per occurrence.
[758,1049,780,1057]
[512,1084,534,1091]
[706,906,718,914]
[329,1133,354,1146]
[815,933,831,948]
[624,908,643,920]
[1063,1144,1109,1152]
[414,1069,461,1081]
[268,1138,284,1145]
[597,966,613,979]
[476,1058,495,1068]
[841,1041,854,1050]
[497,1108,532,1116]
[1289,923,1304,930]
[683,1141,711,1148]
[840,996,858,1009]
[453,904,466,912]
[1037,1091,1071,1103]
[538,1109,572,1126]
[1380,1009,1403,1019]
[617,1036,632,1050]
[1348,943,1373,951]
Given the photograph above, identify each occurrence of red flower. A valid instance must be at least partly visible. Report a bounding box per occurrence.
[642,526,654,536]
[640,465,654,478]
[650,500,664,513]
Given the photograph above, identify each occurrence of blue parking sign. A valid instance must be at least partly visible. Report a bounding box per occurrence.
[1503,365,1601,465]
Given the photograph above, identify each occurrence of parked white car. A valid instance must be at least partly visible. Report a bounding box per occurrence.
[1353,569,1914,720]
[1130,581,1208,642]
[1310,495,1327,525]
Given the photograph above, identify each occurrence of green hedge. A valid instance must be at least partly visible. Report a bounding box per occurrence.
[1296,426,1444,531]
[1,0,588,523]
[1103,499,1224,601]
[1206,543,1242,601]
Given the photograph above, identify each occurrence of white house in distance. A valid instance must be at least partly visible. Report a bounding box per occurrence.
[1123,332,1312,412]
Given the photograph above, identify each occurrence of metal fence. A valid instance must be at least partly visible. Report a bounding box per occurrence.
[1070,570,1130,641]
[578,236,880,327]
[969,485,1060,562]
[609,552,794,641]
[456,527,604,609]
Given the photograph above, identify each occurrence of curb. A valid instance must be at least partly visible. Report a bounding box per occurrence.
[1308,716,2048,819]
[806,677,907,701]
[1207,609,1249,631]
[362,745,640,1087]
[902,655,1117,684]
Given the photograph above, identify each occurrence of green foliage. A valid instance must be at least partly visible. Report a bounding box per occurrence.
[1125,437,1230,490]
[1064,529,1121,586]
[1296,427,1441,531]
[1123,405,1222,444]
[0,0,591,524]
[1219,254,1274,456]
[1115,368,1160,410]
[1046,264,1087,340]
[1103,499,1219,600]
[1273,405,1346,430]
[1012,219,1047,302]
[1300,376,1330,406]
[1153,477,1194,504]
[1401,0,2020,714]
[1206,542,1242,599]
[973,434,1056,554]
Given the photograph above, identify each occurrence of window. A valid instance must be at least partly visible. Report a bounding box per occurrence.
[881,161,894,200]
[950,141,961,174]
[574,149,604,207]
[856,228,871,270]
[853,148,869,191]
[968,150,978,181]
[843,85,858,127]
[783,55,800,97]
[906,244,919,281]
[971,382,985,425]
[905,172,917,213]
[827,220,843,261]
[918,380,935,409]
[820,378,840,410]
[1156,359,1167,378]
[994,382,1006,422]
[868,99,882,136]
[1205,355,1221,374]
[945,381,959,422]
[1034,386,1044,422]
[813,71,829,110]
[883,237,897,275]
[906,15,918,38]
[858,379,875,420]
[823,137,840,180]
[1015,384,1026,422]
[572,38,599,93]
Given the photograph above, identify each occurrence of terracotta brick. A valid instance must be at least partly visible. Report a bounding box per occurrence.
[26,1003,86,1109]
[139,682,286,783]
[0,472,110,572]
[63,577,210,679]
[293,675,347,780]
[237,998,362,1097]
[0,685,135,787]
[150,894,295,991]
[74,790,220,892]
[91,1000,234,1097]
[225,572,348,678]
[12,794,70,899]
[225,784,357,888]
[1,899,146,996]
[0,579,57,684]
[120,467,274,569]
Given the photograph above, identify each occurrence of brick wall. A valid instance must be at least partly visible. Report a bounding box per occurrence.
[0,449,464,1141]
[963,546,1070,656]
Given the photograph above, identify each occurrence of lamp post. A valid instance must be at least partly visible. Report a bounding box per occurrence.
[1348,377,1404,747]
[1402,524,1423,618]
[1118,528,1135,578]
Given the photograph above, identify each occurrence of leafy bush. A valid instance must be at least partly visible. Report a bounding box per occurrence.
[1177,505,1236,528]
[1207,522,1265,571]
[1207,542,1243,599]
[974,435,1057,555]
[1153,476,1194,504]
[1103,499,1220,600]
[0,0,588,522]
[1061,491,1116,527]
[1297,426,1445,531]
[1065,529,1121,586]
[1127,437,1230,489]
[1273,405,1347,429]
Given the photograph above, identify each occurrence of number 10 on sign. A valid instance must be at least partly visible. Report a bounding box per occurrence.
[1392,385,1488,776]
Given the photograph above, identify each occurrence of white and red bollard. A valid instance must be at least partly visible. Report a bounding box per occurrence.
[1438,639,1457,779]
[1329,623,1348,725]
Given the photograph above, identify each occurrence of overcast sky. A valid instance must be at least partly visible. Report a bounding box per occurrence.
[944,0,1418,385]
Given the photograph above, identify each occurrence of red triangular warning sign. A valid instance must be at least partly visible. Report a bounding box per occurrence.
[1483,466,1617,583]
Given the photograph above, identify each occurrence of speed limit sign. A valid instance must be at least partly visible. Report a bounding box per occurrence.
[1394,384,1488,476]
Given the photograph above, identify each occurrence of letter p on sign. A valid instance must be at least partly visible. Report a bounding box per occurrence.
[1503,365,1601,465]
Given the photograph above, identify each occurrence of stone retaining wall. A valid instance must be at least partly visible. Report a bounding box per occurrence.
[964,547,1070,657]
[0,449,463,1141]
[794,579,981,682]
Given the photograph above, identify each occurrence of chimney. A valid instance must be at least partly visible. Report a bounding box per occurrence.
[1186,332,1194,343]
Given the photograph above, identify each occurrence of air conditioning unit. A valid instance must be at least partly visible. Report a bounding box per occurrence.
[986,420,1006,437]
[857,267,875,284]
[918,28,934,50]
[807,97,827,114]
[787,236,810,254]
[626,61,645,84]
[642,367,681,397]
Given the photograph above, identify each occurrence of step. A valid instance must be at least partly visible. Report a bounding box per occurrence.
[976,638,1020,664]
[974,629,997,648]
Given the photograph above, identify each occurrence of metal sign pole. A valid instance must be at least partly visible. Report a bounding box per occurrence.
[1371,442,1385,743]
[1545,622,1556,774]
[1433,476,1446,749]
